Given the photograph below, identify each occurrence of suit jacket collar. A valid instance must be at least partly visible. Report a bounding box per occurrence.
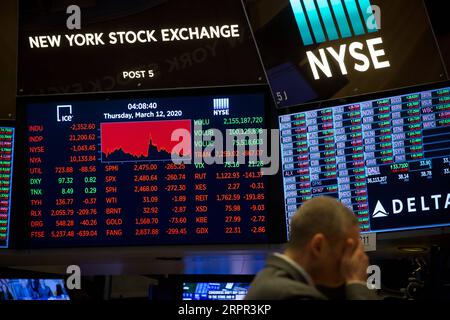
[267,253,313,285]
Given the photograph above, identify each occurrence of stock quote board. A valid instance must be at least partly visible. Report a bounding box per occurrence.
[279,84,450,235]
[23,92,271,247]
[0,126,14,248]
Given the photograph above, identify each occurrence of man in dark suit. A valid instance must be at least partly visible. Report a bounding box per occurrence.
[246,196,378,300]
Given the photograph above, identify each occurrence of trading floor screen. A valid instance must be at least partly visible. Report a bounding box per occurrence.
[182,282,249,301]
[24,93,270,247]
[0,126,14,248]
[280,86,450,234]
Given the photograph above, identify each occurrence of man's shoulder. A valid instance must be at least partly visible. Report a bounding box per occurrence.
[245,265,326,300]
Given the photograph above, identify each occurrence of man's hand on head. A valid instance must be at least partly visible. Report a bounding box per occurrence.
[340,238,369,284]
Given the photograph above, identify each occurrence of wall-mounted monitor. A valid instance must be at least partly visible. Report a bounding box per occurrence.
[279,82,450,235]
[0,122,15,249]
[182,282,250,301]
[0,279,70,301]
[17,87,282,248]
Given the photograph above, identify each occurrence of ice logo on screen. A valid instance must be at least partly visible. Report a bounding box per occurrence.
[289,0,379,46]
[213,98,230,116]
[372,201,389,218]
[57,105,73,122]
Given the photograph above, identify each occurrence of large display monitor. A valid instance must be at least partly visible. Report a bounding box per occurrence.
[279,82,450,234]
[0,122,15,249]
[17,88,282,248]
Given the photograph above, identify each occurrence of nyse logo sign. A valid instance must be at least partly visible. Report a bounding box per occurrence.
[291,0,379,45]
[213,98,230,116]
[372,194,450,218]
[290,0,389,80]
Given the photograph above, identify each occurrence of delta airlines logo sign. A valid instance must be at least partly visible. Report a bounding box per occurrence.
[289,0,390,80]
[372,201,388,218]
[372,194,450,219]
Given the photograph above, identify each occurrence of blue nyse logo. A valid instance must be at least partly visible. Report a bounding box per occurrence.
[289,0,388,80]
[290,0,378,46]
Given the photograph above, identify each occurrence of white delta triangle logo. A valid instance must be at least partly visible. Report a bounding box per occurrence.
[372,201,389,218]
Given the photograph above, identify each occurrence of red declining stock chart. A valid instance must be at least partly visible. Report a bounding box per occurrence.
[101,120,191,162]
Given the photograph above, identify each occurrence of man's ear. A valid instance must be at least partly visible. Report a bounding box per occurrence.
[310,233,325,257]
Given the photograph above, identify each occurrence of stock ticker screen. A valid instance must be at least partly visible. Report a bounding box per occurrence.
[0,126,14,248]
[24,93,270,247]
[280,86,450,235]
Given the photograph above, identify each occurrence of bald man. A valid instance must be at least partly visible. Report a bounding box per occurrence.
[246,197,378,300]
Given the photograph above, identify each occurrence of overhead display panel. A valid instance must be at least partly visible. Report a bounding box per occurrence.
[18,0,266,95]
[19,90,279,248]
[245,0,447,108]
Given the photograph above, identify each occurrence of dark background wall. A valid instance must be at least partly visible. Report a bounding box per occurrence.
[424,0,450,72]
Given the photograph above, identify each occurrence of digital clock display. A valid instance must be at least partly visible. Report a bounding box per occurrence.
[127,103,158,110]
